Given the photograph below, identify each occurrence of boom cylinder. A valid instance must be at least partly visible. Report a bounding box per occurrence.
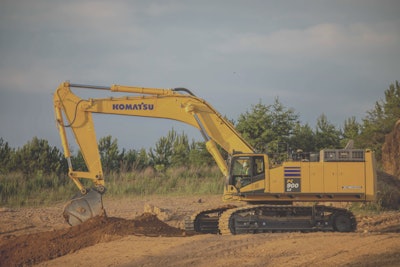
[111,84,176,95]
[206,140,228,177]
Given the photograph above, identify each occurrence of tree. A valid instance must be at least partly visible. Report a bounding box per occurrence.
[289,123,316,152]
[98,135,122,174]
[0,138,13,173]
[236,98,299,153]
[188,141,214,166]
[149,130,176,171]
[71,150,87,172]
[341,116,360,147]
[382,80,400,123]
[120,148,138,172]
[148,128,217,169]
[134,148,150,170]
[236,101,271,151]
[14,137,64,176]
[358,81,400,160]
[315,114,341,149]
[119,147,153,172]
[171,132,190,167]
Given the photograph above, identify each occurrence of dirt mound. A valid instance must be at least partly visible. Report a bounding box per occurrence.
[0,213,186,267]
[377,171,400,209]
[357,212,400,233]
[379,119,400,209]
[382,119,400,177]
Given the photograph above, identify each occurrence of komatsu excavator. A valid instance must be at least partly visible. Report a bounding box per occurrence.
[54,82,377,234]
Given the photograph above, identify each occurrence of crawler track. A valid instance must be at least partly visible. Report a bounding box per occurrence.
[185,205,237,234]
[186,204,357,235]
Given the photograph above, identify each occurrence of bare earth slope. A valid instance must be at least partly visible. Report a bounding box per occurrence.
[382,119,400,178]
[0,195,399,267]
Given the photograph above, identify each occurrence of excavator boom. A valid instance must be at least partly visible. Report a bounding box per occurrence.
[54,82,254,224]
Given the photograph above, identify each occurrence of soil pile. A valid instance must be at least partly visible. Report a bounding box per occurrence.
[357,211,400,233]
[382,119,400,177]
[379,120,400,209]
[377,171,400,209]
[0,213,186,267]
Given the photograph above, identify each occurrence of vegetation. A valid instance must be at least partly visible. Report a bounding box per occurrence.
[357,80,400,161]
[0,81,399,209]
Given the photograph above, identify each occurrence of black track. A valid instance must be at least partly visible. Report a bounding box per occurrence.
[185,205,357,235]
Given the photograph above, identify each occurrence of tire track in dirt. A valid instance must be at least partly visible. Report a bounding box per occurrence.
[109,232,400,267]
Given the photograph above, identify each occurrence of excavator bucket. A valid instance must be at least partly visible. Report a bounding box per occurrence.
[63,189,105,226]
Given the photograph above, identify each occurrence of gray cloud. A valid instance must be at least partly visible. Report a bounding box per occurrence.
[0,0,399,149]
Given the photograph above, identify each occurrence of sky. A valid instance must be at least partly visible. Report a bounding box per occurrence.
[1,0,399,152]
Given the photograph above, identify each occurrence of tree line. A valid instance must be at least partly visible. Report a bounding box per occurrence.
[0,81,399,176]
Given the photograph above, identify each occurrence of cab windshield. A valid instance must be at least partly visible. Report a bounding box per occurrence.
[230,156,265,188]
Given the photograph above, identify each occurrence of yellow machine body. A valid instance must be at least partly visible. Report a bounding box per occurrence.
[224,150,376,203]
[54,82,377,227]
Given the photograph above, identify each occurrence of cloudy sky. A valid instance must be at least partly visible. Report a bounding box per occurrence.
[1,0,399,151]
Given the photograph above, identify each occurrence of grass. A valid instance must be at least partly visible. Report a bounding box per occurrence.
[0,165,225,207]
[1,166,398,214]
[0,172,77,207]
[105,165,224,196]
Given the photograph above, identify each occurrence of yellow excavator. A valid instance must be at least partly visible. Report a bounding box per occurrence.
[54,82,377,234]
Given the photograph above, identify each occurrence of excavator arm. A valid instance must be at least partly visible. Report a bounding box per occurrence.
[54,82,254,225]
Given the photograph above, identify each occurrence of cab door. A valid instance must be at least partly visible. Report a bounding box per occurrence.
[229,155,266,192]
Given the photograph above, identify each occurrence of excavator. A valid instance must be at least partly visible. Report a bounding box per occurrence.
[54,82,377,234]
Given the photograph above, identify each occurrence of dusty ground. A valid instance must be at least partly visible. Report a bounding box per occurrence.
[0,195,400,267]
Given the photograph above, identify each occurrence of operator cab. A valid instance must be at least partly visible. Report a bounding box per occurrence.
[229,155,266,189]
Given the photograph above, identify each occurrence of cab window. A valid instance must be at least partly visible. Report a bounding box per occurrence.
[254,157,264,175]
[232,157,251,176]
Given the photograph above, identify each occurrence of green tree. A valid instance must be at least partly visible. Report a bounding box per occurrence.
[148,128,216,169]
[188,141,215,166]
[236,98,299,153]
[382,80,400,122]
[315,114,341,149]
[71,150,87,172]
[98,135,122,174]
[149,130,176,171]
[358,81,400,160]
[120,148,151,171]
[289,123,316,152]
[120,148,138,172]
[171,132,190,167]
[134,148,150,170]
[341,116,360,147]
[72,137,151,173]
[236,101,271,151]
[14,137,64,176]
[0,138,13,173]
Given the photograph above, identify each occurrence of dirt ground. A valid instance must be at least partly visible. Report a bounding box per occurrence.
[1,195,400,267]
